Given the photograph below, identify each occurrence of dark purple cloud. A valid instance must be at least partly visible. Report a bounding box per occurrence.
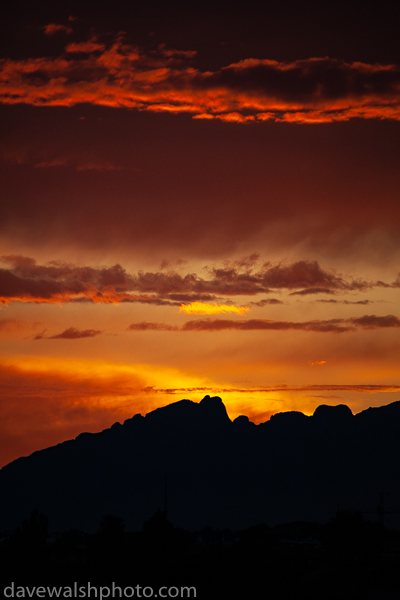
[127,322,179,331]
[35,327,103,339]
[127,314,400,334]
[0,255,394,305]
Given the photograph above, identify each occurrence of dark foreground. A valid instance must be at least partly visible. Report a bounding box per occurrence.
[1,510,400,600]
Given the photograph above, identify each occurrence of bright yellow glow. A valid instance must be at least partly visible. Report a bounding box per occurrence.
[0,355,284,422]
[179,302,249,315]
[0,356,213,393]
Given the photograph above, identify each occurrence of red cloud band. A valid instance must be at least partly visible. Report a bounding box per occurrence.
[1,38,400,122]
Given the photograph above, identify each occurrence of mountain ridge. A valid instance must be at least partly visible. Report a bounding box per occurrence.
[1,396,400,532]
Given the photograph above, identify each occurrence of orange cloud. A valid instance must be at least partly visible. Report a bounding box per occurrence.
[65,40,105,54]
[309,360,326,366]
[1,37,400,122]
[179,301,249,315]
[0,318,22,332]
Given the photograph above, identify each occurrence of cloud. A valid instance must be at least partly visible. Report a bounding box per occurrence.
[127,322,179,331]
[181,318,354,333]
[43,24,73,36]
[0,318,22,333]
[350,314,400,329]
[290,287,336,296]
[180,314,400,333]
[308,360,326,366]
[179,302,249,315]
[249,298,283,306]
[151,384,400,395]
[0,258,177,305]
[1,36,400,122]
[163,294,220,303]
[34,156,123,171]
[35,157,71,168]
[34,327,103,340]
[208,259,370,294]
[65,40,105,54]
[0,255,392,306]
[317,299,373,305]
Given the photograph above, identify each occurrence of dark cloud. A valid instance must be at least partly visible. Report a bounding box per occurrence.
[260,261,344,289]
[249,298,283,306]
[0,256,378,304]
[317,299,373,305]
[350,314,400,329]
[207,260,371,294]
[162,293,220,302]
[35,327,103,340]
[127,322,179,331]
[0,267,87,303]
[290,287,336,296]
[181,318,354,333]
[0,256,395,306]
[123,314,398,333]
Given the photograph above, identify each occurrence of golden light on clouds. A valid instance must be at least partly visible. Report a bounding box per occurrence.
[309,360,327,366]
[179,302,250,315]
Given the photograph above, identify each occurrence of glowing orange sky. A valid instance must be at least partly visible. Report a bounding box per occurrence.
[0,2,399,468]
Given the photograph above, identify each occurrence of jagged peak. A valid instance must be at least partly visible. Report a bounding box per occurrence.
[313,404,353,423]
[199,395,231,424]
[232,415,256,429]
[145,398,197,423]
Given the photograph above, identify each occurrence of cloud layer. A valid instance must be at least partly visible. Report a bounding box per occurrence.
[128,315,400,334]
[1,255,390,306]
[1,35,400,122]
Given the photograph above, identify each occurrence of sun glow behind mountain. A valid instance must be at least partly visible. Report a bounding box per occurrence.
[1,1,400,469]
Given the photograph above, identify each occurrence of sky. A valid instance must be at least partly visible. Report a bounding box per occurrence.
[1,0,400,467]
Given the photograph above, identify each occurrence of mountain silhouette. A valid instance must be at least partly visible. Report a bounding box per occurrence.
[1,395,400,532]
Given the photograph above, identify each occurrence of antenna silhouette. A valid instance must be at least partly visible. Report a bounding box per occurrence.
[164,474,168,517]
[365,492,400,527]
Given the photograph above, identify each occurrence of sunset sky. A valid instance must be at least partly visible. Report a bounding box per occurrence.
[1,0,400,467]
